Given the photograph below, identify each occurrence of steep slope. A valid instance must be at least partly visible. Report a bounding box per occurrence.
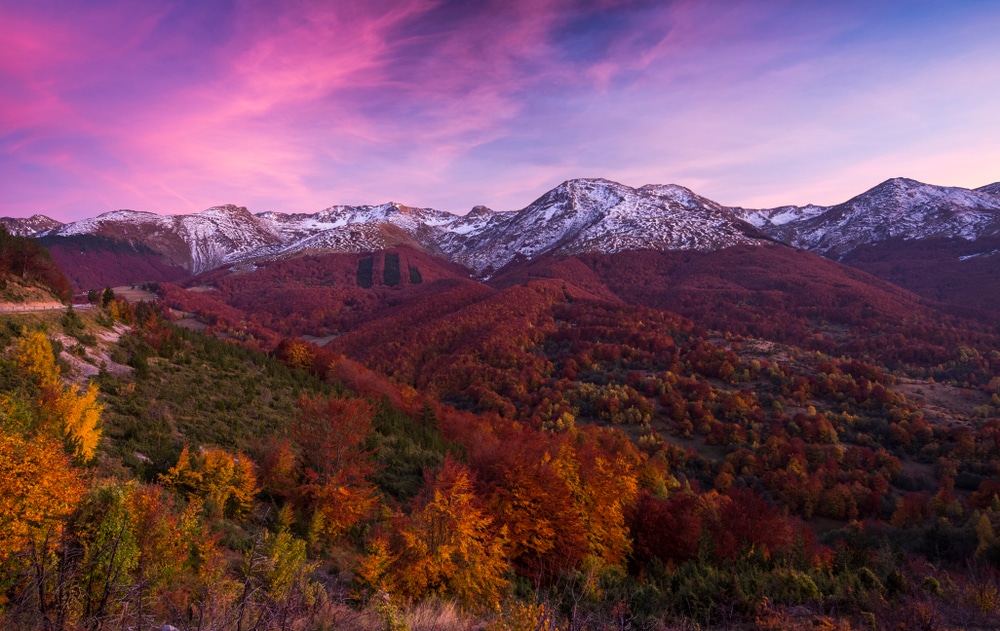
[730,204,826,232]
[571,245,991,365]
[55,205,284,273]
[977,182,1000,196]
[488,255,621,302]
[0,214,64,237]
[274,222,430,256]
[161,247,477,340]
[841,234,1000,325]
[448,179,770,275]
[0,228,72,302]
[747,178,1000,257]
[260,202,457,256]
[37,234,191,291]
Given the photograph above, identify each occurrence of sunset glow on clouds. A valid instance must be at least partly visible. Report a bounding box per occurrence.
[2,0,1000,220]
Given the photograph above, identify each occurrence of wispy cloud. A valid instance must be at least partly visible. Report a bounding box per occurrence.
[1,0,999,219]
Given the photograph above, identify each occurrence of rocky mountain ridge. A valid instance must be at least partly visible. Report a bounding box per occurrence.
[738,177,1000,257]
[5,176,1000,275]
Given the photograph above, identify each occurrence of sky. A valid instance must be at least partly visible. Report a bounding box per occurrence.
[2,0,1000,221]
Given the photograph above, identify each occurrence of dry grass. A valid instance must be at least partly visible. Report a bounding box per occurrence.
[307,597,476,631]
[404,600,473,631]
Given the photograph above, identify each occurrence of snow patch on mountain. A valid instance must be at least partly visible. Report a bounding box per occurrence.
[733,204,827,229]
[785,178,1000,256]
[0,214,64,237]
[17,174,1000,276]
[277,223,392,254]
[977,182,1000,197]
[447,179,767,274]
[54,206,283,273]
[959,248,1000,261]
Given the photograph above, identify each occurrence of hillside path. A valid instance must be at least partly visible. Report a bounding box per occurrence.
[0,303,93,313]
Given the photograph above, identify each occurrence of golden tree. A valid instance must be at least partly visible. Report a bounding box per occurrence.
[161,446,258,520]
[393,458,509,611]
[14,330,103,461]
[0,429,85,563]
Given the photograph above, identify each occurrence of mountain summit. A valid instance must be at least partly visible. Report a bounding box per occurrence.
[445,178,769,274]
[764,178,1000,257]
[5,176,1000,278]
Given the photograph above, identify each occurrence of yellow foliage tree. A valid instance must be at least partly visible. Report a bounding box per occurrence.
[161,446,258,520]
[552,441,639,566]
[307,482,378,548]
[280,339,315,371]
[357,534,399,594]
[13,330,103,461]
[45,382,103,461]
[976,513,997,558]
[13,330,60,389]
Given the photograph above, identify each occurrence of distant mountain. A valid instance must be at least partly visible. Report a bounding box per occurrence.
[5,176,1000,296]
[54,205,284,274]
[446,179,769,275]
[977,182,1000,196]
[0,214,64,237]
[740,178,1000,257]
[36,233,191,292]
[10,179,772,279]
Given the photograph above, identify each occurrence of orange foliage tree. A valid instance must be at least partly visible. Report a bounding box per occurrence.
[390,458,509,611]
[489,457,588,582]
[0,429,85,563]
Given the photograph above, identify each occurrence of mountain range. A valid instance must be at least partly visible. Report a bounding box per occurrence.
[4,176,1000,309]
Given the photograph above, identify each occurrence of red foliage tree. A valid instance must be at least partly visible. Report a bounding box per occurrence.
[706,487,793,561]
[291,395,379,543]
[629,490,704,569]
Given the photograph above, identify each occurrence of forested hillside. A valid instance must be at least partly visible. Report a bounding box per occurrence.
[0,226,72,302]
[38,234,191,292]
[3,240,1000,630]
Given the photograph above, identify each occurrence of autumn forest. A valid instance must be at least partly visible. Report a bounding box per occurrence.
[3,233,1000,631]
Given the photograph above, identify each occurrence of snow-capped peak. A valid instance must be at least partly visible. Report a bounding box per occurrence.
[15,175,1000,276]
[444,178,768,274]
[783,178,1000,255]
[0,214,64,237]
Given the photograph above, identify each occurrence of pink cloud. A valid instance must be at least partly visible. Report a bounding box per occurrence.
[1,1,999,220]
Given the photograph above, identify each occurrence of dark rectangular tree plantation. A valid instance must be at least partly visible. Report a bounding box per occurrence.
[383,252,401,286]
[356,256,374,288]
